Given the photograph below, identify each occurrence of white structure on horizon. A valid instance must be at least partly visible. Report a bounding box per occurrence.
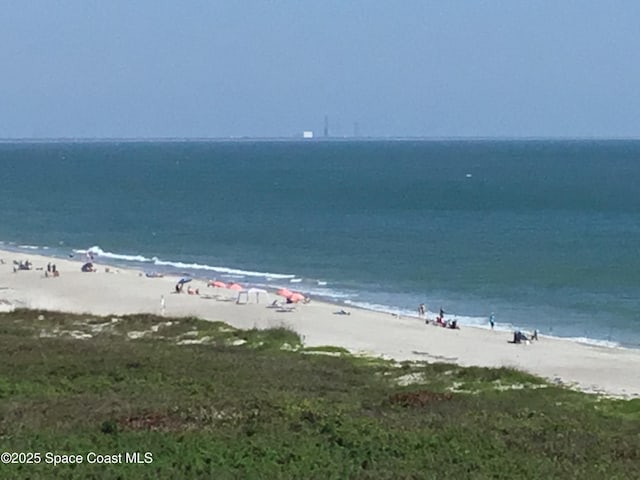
[302,130,314,139]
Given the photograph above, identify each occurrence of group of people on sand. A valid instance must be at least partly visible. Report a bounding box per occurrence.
[512,329,539,344]
[419,306,539,344]
[81,262,97,273]
[13,260,32,272]
[435,313,459,330]
[418,304,459,330]
[45,262,59,277]
[14,259,60,277]
[174,282,200,295]
[489,312,539,345]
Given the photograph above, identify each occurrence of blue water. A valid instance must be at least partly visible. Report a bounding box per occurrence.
[1,139,639,347]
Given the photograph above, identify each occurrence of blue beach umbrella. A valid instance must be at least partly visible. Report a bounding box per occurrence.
[177,277,192,285]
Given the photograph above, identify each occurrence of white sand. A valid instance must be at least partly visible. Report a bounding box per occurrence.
[1,248,639,398]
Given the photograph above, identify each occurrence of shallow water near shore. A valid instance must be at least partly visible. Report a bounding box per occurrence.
[1,139,639,348]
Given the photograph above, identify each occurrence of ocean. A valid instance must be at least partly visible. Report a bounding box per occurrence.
[1,139,639,348]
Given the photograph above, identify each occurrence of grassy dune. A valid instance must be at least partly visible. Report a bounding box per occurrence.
[0,309,638,479]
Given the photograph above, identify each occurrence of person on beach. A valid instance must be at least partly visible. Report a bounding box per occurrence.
[512,330,530,344]
[418,304,425,318]
[489,313,495,330]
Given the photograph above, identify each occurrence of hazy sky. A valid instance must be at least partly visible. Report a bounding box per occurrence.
[2,1,639,138]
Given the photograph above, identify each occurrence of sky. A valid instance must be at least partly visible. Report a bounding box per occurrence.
[1,1,639,138]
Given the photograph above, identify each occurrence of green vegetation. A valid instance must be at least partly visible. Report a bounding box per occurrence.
[0,309,638,479]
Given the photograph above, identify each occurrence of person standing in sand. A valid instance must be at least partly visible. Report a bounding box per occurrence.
[489,313,495,330]
[418,303,425,318]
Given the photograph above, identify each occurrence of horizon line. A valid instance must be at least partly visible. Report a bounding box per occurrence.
[1,135,640,143]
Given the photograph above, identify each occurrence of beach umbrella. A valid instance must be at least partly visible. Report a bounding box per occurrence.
[209,280,226,288]
[288,292,306,303]
[178,277,192,285]
[248,288,268,295]
[248,287,268,303]
[227,283,243,291]
[277,288,293,298]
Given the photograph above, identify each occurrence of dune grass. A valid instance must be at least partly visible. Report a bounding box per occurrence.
[0,309,638,479]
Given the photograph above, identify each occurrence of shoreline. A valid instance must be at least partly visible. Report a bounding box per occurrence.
[2,243,629,351]
[1,247,640,398]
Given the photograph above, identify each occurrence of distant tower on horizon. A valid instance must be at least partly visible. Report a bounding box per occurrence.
[324,115,329,138]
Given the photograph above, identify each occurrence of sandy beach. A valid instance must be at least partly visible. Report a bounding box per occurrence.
[1,247,639,399]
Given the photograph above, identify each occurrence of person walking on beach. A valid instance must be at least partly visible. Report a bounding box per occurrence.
[489,313,495,330]
[418,303,426,318]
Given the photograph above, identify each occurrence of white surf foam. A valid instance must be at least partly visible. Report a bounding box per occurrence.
[345,300,501,327]
[345,300,415,317]
[74,246,151,263]
[302,287,355,300]
[152,258,295,279]
[74,246,296,280]
[564,336,620,349]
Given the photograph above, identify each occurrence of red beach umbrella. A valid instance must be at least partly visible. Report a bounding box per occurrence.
[227,283,243,291]
[288,292,306,303]
[277,288,293,298]
[209,280,226,288]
